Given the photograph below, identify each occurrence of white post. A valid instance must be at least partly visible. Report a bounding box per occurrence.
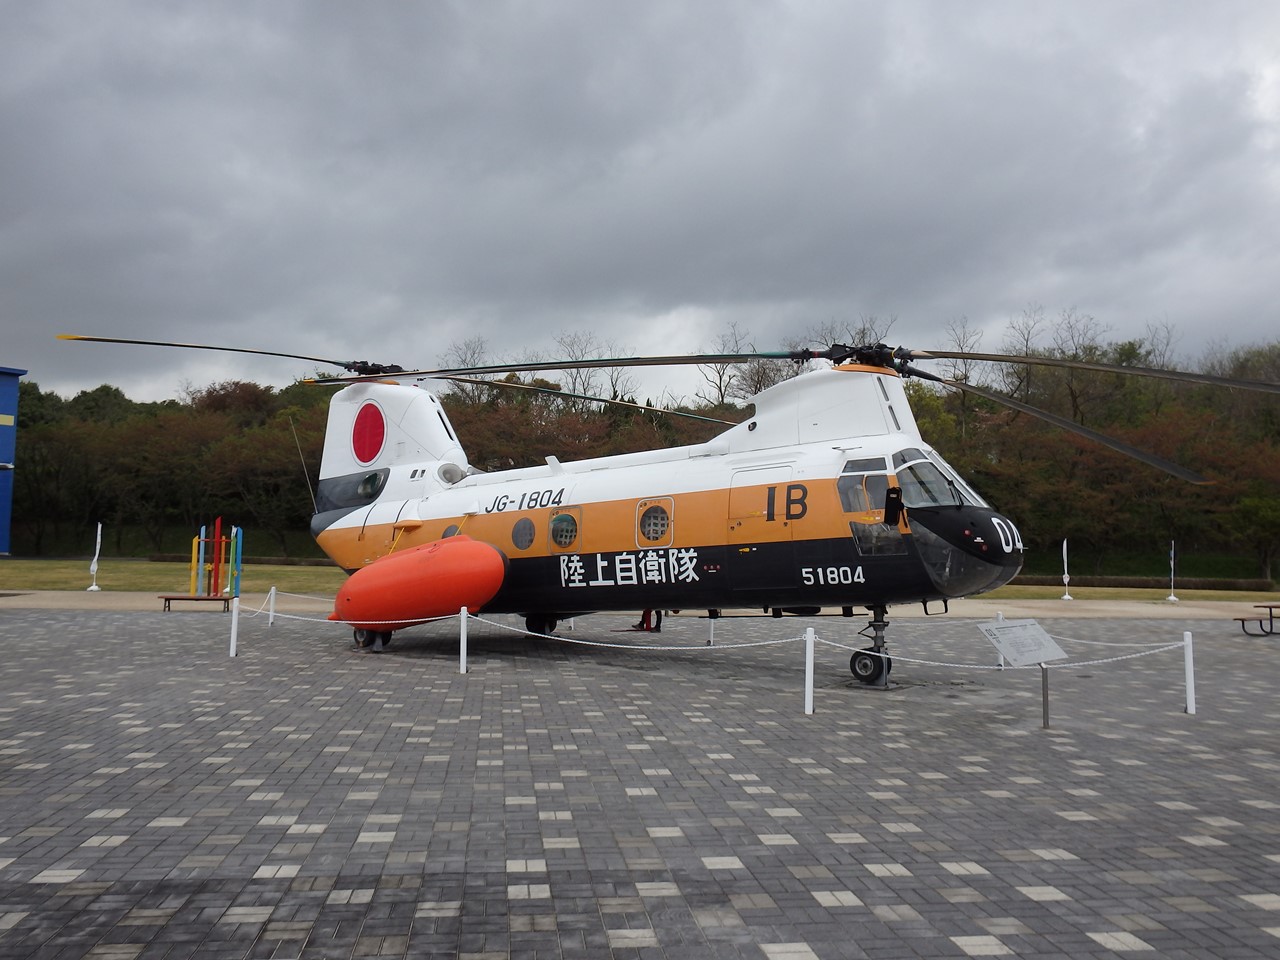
[87,521,103,591]
[708,617,715,647]
[1183,631,1196,715]
[229,596,240,657]
[804,627,815,715]
[1167,540,1178,602]
[459,606,469,674]
[996,610,1005,668]
[1040,663,1050,729]
[1061,538,1072,600]
[267,586,277,627]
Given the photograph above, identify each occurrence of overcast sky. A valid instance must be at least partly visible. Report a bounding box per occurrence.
[4,0,1278,405]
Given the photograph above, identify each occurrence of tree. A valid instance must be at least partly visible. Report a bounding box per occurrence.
[696,322,746,408]
[65,384,140,423]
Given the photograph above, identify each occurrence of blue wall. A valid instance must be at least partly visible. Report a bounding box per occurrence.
[0,367,26,554]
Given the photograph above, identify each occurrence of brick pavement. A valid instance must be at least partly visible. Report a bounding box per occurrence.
[0,601,1278,958]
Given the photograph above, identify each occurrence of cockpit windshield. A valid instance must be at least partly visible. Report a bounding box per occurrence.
[892,448,985,508]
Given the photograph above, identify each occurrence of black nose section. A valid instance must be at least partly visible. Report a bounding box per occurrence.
[906,505,1024,597]
[908,506,1023,565]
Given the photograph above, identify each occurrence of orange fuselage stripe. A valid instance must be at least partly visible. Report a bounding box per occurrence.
[316,479,897,570]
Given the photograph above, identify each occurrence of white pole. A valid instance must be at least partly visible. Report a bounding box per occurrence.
[459,606,469,674]
[1167,540,1178,602]
[804,627,815,715]
[996,610,1005,668]
[229,596,240,657]
[267,586,277,627]
[1061,538,1072,600]
[87,521,103,591]
[708,617,715,647]
[1183,631,1196,715]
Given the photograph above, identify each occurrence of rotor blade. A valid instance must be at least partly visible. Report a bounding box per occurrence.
[314,350,814,383]
[940,377,1214,485]
[57,334,403,377]
[441,375,736,425]
[914,349,1280,395]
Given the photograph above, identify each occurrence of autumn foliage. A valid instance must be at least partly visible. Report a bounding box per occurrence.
[11,334,1280,580]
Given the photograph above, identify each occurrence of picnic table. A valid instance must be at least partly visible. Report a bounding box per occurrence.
[1235,603,1279,636]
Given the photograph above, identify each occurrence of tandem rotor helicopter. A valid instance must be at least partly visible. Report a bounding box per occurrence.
[60,333,1280,683]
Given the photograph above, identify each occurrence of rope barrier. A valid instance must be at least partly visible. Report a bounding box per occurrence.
[815,635,1185,671]
[241,594,1187,671]
[469,614,801,651]
[234,591,1197,717]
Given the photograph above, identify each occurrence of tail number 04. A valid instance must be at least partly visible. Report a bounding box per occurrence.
[801,565,865,586]
[990,517,1024,553]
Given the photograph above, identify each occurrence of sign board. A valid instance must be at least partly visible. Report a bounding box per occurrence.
[978,618,1067,668]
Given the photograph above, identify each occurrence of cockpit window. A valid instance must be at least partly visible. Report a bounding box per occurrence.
[842,457,887,474]
[926,450,989,507]
[838,473,889,514]
[893,448,987,507]
[897,460,956,507]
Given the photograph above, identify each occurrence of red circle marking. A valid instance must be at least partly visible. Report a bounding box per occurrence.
[352,403,386,464]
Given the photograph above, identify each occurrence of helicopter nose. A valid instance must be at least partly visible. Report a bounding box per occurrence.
[907,506,1024,597]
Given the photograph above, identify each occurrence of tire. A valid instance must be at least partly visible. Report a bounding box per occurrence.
[851,649,889,684]
[525,615,558,636]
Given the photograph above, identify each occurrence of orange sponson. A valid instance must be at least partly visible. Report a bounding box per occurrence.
[329,536,507,631]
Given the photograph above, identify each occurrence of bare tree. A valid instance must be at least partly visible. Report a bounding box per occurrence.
[998,304,1046,400]
[804,315,896,349]
[439,336,491,404]
[553,331,638,411]
[696,322,747,407]
[942,315,983,383]
[943,315,983,439]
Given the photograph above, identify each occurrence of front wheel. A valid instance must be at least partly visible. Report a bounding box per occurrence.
[850,649,891,684]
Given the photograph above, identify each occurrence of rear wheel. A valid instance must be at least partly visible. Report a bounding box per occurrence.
[525,615,558,635]
[353,629,392,651]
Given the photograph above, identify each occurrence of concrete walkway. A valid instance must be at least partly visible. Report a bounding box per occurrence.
[1,600,1277,958]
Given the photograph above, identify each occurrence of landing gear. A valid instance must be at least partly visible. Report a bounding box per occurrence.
[850,648,891,684]
[850,604,891,686]
[353,628,392,652]
[525,615,558,636]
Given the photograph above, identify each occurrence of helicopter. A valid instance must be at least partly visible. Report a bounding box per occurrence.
[58,334,1280,683]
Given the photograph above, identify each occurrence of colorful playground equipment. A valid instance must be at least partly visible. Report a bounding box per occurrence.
[188,516,243,598]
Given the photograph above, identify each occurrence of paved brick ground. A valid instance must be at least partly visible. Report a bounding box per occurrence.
[0,601,1278,958]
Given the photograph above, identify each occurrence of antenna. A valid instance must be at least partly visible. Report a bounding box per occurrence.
[289,416,318,514]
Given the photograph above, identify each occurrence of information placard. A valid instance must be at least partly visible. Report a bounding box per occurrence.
[978,619,1066,668]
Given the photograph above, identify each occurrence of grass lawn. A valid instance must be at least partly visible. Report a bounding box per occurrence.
[0,558,347,595]
[974,583,1274,603]
[1,558,1271,604]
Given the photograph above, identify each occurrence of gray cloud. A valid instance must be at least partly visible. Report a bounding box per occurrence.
[4,0,1278,403]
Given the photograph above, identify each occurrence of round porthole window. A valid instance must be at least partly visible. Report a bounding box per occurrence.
[357,472,384,498]
[442,524,459,538]
[549,513,578,548]
[512,517,536,550]
[639,504,670,542]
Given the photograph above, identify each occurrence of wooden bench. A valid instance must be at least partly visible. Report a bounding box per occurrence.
[159,594,231,612]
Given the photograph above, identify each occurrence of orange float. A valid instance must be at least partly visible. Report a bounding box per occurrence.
[329,535,507,632]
